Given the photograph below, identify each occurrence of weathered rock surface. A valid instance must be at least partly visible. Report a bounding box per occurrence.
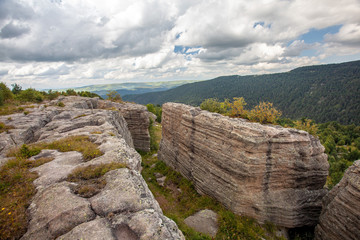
[0,97,184,239]
[315,160,360,240]
[159,103,329,228]
[184,209,218,237]
[99,100,151,152]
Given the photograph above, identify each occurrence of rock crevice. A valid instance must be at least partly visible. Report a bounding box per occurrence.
[315,160,360,240]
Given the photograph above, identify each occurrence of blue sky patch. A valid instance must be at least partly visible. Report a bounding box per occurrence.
[300,25,342,43]
[253,21,265,28]
[174,45,200,55]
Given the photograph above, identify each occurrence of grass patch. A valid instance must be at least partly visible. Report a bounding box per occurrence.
[1,134,103,239]
[8,136,103,161]
[141,124,285,240]
[67,163,126,198]
[0,121,14,133]
[0,157,53,240]
[0,103,26,116]
[74,114,87,119]
[149,119,161,151]
[91,131,102,134]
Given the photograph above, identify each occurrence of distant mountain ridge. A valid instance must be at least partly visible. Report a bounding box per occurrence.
[123,60,360,124]
[55,80,202,99]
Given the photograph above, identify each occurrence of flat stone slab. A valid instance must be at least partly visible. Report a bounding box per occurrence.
[30,150,83,190]
[21,182,96,240]
[56,218,115,240]
[184,209,218,237]
[90,168,160,217]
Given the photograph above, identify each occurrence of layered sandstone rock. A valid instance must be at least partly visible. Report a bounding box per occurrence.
[158,103,329,228]
[98,100,151,152]
[0,97,184,240]
[315,160,360,240]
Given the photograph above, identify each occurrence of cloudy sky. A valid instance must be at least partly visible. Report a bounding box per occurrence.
[0,0,360,89]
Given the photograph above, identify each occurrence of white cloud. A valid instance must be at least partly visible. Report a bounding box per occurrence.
[0,0,359,89]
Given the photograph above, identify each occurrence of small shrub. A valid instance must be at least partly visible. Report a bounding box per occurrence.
[19,144,41,158]
[45,90,60,100]
[248,102,282,124]
[23,111,29,115]
[65,89,77,96]
[0,82,14,105]
[146,104,162,123]
[200,98,228,114]
[0,122,14,133]
[11,83,22,95]
[226,97,248,118]
[106,90,122,102]
[57,101,65,107]
[293,118,318,136]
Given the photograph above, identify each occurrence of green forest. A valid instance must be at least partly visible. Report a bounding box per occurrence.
[124,60,360,125]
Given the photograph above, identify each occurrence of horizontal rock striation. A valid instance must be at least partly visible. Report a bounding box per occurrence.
[0,97,184,240]
[315,160,360,240]
[98,100,151,152]
[158,103,329,228]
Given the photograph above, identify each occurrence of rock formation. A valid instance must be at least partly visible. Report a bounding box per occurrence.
[184,209,218,237]
[99,100,151,152]
[0,97,184,240]
[158,103,329,228]
[315,160,360,240]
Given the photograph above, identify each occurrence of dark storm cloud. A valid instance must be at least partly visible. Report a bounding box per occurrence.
[0,0,34,22]
[0,22,30,39]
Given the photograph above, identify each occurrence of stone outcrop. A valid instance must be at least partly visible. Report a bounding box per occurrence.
[184,209,218,237]
[99,100,151,152]
[158,103,329,228]
[315,160,360,240]
[0,97,184,240]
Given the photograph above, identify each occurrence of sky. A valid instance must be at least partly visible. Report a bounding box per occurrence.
[0,0,360,89]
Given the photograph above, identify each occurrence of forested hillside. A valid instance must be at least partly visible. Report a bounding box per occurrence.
[124,60,360,124]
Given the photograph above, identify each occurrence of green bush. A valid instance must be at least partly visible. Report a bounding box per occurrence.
[16,88,44,103]
[200,98,228,114]
[19,144,41,158]
[65,89,77,96]
[106,90,122,102]
[146,104,162,123]
[45,90,60,100]
[0,82,14,105]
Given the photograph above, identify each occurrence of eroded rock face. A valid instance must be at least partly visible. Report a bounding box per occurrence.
[315,160,360,240]
[0,97,184,240]
[158,103,329,228]
[99,100,151,152]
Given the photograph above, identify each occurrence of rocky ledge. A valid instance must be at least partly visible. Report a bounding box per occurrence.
[315,160,360,240]
[158,103,329,229]
[0,97,184,240]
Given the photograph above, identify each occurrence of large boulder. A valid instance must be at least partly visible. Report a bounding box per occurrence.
[158,103,329,228]
[315,160,360,240]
